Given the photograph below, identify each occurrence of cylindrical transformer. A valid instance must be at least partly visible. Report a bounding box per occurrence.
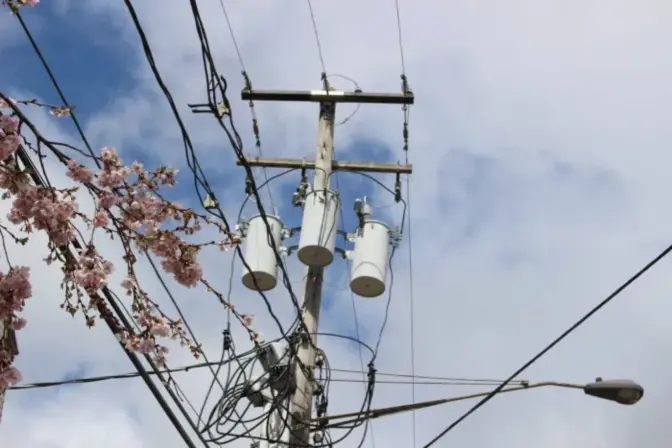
[350,220,391,298]
[297,189,340,267]
[241,214,283,291]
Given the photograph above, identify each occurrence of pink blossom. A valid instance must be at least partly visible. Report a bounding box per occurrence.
[160,257,202,288]
[242,314,255,327]
[98,191,120,209]
[0,134,22,160]
[97,166,130,188]
[8,186,78,245]
[131,161,144,173]
[121,278,134,290]
[66,159,93,183]
[0,267,32,318]
[11,317,26,330]
[149,320,171,338]
[0,116,19,133]
[100,147,119,164]
[0,366,22,388]
[73,250,113,291]
[152,346,169,366]
[96,147,130,188]
[93,210,109,228]
[136,338,154,354]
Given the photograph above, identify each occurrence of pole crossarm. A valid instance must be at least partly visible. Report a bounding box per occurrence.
[312,382,583,429]
[238,156,413,175]
[241,88,414,105]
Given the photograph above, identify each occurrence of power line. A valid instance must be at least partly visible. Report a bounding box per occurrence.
[215,0,273,208]
[328,378,524,387]
[13,12,100,168]
[332,147,376,448]
[7,361,233,390]
[393,0,407,76]
[423,242,672,447]
[122,0,300,350]
[331,369,527,385]
[305,0,327,74]
[391,0,415,442]
[9,142,202,448]
[9,359,527,391]
[8,14,208,446]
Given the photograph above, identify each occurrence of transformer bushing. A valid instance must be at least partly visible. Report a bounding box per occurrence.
[297,189,340,268]
[349,219,391,298]
[241,214,283,291]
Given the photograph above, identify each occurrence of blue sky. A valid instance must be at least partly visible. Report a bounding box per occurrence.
[4,1,672,448]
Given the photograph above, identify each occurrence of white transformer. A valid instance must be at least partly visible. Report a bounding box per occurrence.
[241,214,283,291]
[349,219,391,298]
[297,189,340,268]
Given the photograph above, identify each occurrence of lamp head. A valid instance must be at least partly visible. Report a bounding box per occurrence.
[583,378,644,405]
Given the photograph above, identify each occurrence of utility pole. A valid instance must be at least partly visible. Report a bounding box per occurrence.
[289,100,335,446]
[238,80,414,447]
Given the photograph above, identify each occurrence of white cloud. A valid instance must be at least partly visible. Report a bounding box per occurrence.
[3,0,672,447]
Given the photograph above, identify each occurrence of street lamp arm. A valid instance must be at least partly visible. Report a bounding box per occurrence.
[313,381,582,429]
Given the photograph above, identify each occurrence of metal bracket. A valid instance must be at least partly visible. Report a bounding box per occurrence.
[237,220,250,237]
[334,247,349,260]
[389,228,403,248]
[285,245,299,257]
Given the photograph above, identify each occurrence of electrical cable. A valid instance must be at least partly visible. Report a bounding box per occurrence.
[305,0,327,75]
[106,289,205,425]
[122,0,303,360]
[4,94,209,448]
[392,0,415,440]
[423,242,672,447]
[8,14,216,443]
[405,136,417,448]
[181,5,347,409]
[330,369,528,385]
[13,144,204,448]
[7,352,262,391]
[13,12,102,169]
[215,0,273,208]
[332,147,375,448]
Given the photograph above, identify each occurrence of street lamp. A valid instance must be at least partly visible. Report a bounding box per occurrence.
[314,378,644,429]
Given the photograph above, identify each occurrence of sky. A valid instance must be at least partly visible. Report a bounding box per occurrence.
[2,0,672,447]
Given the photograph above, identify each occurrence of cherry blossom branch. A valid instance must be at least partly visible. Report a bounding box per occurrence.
[0,92,262,386]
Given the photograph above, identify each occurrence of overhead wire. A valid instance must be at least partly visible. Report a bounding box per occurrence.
[122,0,301,359]
[216,0,274,208]
[423,242,672,447]
[178,8,354,444]
[8,14,209,447]
[123,1,409,445]
[8,350,258,391]
[10,2,412,447]
[184,2,315,348]
[9,362,527,391]
[332,146,376,448]
[392,0,416,444]
[305,0,327,75]
[106,289,205,424]
[10,143,204,448]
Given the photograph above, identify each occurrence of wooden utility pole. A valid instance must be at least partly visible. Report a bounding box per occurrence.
[241,82,413,446]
